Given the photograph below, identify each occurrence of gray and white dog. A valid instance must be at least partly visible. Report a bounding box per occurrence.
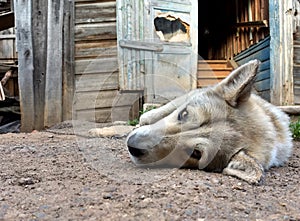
[126,60,293,184]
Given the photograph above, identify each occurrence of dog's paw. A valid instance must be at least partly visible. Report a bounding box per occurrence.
[222,151,265,185]
[89,126,135,138]
[88,128,104,137]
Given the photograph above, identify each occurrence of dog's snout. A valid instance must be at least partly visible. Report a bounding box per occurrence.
[128,145,147,157]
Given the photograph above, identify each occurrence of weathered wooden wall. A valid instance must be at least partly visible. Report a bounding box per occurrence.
[14,0,75,132]
[74,0,140,123]
[234,37,270,101]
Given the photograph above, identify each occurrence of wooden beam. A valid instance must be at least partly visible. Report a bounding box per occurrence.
[14,0,35,132]
[278,106,300,115]
[44,0,64,127]
[119,40,163,52]
[62,0,75,121]
[270,0,294,105]
[0,11,14,31]
[234,20,268,28]
[31,0,48,130]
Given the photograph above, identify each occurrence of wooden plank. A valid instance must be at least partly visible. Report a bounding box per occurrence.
[197,70,231,78]
[270,0,294,105]
[14,0,35,132]
[31,0,48,130]
[119,40,163,52]
[62,0,75,121]
[254,78,270,91]
[234,39,270,64]
[255,68,270,81]
[234,20,268,28]
[75,23,117,42]
[74,90,140,110]
[76,106,134,123]
[44,0,64,127]
[75,72,118,92]
[75,57,118,74]
[75,2,116,25]
[75,41,117,59]
[74,90,142,122]
[234,37,270,60]
[0,29,15,59]
[197,79,222,87]
[278,106,300,114]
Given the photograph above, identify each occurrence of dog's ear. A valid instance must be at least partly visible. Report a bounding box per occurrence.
[215,59,260,107]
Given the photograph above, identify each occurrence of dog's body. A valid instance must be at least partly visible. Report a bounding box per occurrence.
[126,60,293,184]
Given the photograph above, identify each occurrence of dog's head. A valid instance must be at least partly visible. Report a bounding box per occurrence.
[126,60,260,170]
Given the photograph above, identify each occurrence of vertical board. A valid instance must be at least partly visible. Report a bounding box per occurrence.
[62,0,75,121]
[292,0,300,104]
[270,0,294,105]
[31,0,48,130]
[44,0,64,127]
[14,0,35,132]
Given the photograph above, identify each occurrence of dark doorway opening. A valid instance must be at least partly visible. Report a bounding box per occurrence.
[198,1,236,60]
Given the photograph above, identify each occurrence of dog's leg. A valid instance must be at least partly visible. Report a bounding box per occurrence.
[222,151,265,185]
[140,90,198,125]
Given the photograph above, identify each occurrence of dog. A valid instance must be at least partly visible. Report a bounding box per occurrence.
[126,60,293,184]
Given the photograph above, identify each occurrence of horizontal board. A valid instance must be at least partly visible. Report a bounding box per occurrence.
[75,2,116,24]
[74,90,141,110]
[236,47,270,64]
[75,23,117,41]
[76,106,134,123]
[254,79,270,91]
[197,70,231,78]
[197,79,222,87]
[234,37,270,61]
[75,57,118,74]
[75,72,119,92]
[75,41,117,59]
[255,69,270,81]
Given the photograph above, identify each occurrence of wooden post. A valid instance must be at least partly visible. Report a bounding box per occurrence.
[32,0,48,130]
[62,0,75,121]
[44,0,64,127]
[14,0,35,132]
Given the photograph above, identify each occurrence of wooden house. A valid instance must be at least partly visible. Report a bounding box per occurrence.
[2,0,300,131]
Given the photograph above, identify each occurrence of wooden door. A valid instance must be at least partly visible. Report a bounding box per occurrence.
[117,0,198,104]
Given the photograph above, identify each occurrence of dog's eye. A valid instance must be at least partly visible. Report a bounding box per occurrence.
[178,109,188,121]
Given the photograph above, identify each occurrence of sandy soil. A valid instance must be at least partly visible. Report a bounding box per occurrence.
[0,124,299,220]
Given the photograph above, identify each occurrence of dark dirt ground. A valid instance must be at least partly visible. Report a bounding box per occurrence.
[0,121,299,221]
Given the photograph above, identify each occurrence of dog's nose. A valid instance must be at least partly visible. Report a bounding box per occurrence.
[127,133,148,157]
[128,145,147,157]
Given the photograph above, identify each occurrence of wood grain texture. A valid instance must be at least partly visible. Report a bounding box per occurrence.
[14,0,35,132]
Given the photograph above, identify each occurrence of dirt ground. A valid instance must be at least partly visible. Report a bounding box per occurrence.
[0,121,299,221]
